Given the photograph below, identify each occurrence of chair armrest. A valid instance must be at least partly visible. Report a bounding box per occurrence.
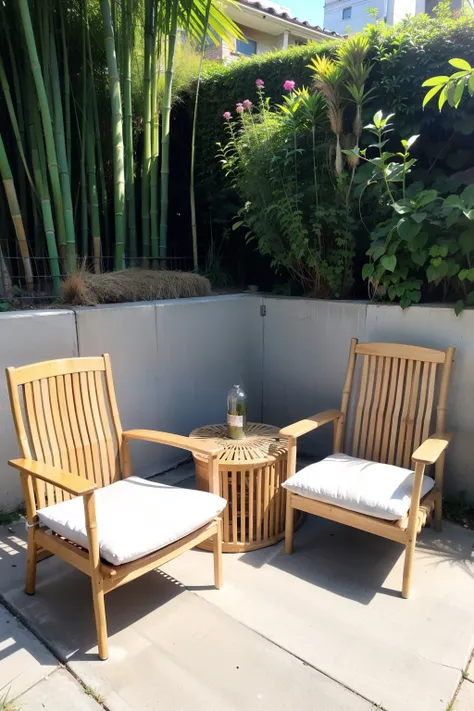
[280,410,343,439]
[123,430,224,457]
[411,433,452,465]
[9,459,97,496]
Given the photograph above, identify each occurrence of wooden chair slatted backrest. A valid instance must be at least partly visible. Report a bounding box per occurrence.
[7,355,122,508]
[339,340,454,469]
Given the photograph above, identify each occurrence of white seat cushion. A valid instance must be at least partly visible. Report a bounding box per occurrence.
[282,453,434,521]
[38,476,226,566]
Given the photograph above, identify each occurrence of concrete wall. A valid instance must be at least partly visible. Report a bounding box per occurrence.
[262,298,474,499]
[1,295,473,509]
[0,296,262,510]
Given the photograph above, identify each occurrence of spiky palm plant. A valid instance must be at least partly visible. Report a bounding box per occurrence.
[309,55,345,175]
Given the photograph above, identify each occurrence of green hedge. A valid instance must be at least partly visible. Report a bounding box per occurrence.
[182,7,474,286]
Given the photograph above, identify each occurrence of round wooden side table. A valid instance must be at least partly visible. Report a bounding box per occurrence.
[190,423,302,553]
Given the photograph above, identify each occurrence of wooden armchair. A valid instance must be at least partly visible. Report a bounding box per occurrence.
[6,355,225,660]
[281,339,455,598]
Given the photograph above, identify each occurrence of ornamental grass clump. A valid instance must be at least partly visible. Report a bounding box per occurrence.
[61,269,211,306]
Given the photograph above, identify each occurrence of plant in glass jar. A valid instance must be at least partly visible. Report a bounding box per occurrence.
[227,384,248,439]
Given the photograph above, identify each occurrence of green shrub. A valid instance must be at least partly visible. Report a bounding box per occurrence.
[184,4,474,299]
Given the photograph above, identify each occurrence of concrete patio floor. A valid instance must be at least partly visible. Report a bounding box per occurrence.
[0,463,473,711]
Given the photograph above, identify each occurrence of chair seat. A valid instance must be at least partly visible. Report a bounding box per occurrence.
[282,453,435,521]
[38,477,226,566]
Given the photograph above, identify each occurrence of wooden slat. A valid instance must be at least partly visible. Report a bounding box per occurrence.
[352,355,369,457]
[422,362,437,444]
[256,467,262,542]
[80,372,102,487]
[372,357,391,463]
[380,358,398,463]
[365,356,384,461]
[56,374,79,481]
[396,360,415,467]
[355,342,446,364]
[412,362,430,453]
[94,372,117,483]
[248,468,254,543]
[23,383,46,508]
[263,466,270,540]
[335,338,358,452]
[275,459,281,536]
[358,356,377,459]
[281,460,287,525]
[387,359,406,465]
[232,470,238,544]
[48,377,70,500]
[403,360,422,466]
[64,373,87,479]
[240,471,246,544]
[87,372,110,488]
[222,471,229,544]
[71,373,94,483]
[32,380,55,506]
[47,379,68,502]
[269,463,276,537]
[41,379,62,503]
[103,354,123,447]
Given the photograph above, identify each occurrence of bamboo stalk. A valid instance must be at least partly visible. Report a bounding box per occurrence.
[0,133,34,292]
[87,102,102,274]
[19,0,67,265]
[142,0,153,263]
[190,0,212,272]
[28,83,61,296]
[0,56,36,194]
[59,3,71,176]
[150,2,160,264]
[123,0,137,265]
[81,5,89,258]
[50,29,76,273]
[159,0,179,267]
[0,242,13,301]
[100,0,125,271]
[2,8,30,242]
[85,0,110,263]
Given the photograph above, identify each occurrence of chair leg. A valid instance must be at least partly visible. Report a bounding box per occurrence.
[434,491,443,533]
[213,517,223,590]
[402,531,417,599]
[25,528,38,596]
[91,576,108,660]
[285,493,294,555]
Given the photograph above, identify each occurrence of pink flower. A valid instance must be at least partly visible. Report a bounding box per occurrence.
[283,79,295,91]
[256,78,264,88]
[223,111,231,120]
[236,103,244,114]
[242,99,252,109]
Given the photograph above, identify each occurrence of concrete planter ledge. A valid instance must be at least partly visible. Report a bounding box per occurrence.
[1,294,473,508]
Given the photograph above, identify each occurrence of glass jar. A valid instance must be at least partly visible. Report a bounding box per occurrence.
[227,384,248,439]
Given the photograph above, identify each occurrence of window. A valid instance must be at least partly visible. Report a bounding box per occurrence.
[342,6,352,18]
[236,37,257,56]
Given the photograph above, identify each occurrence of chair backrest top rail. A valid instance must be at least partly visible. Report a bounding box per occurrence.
[7,356,107,386]
[354,342,447,364]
